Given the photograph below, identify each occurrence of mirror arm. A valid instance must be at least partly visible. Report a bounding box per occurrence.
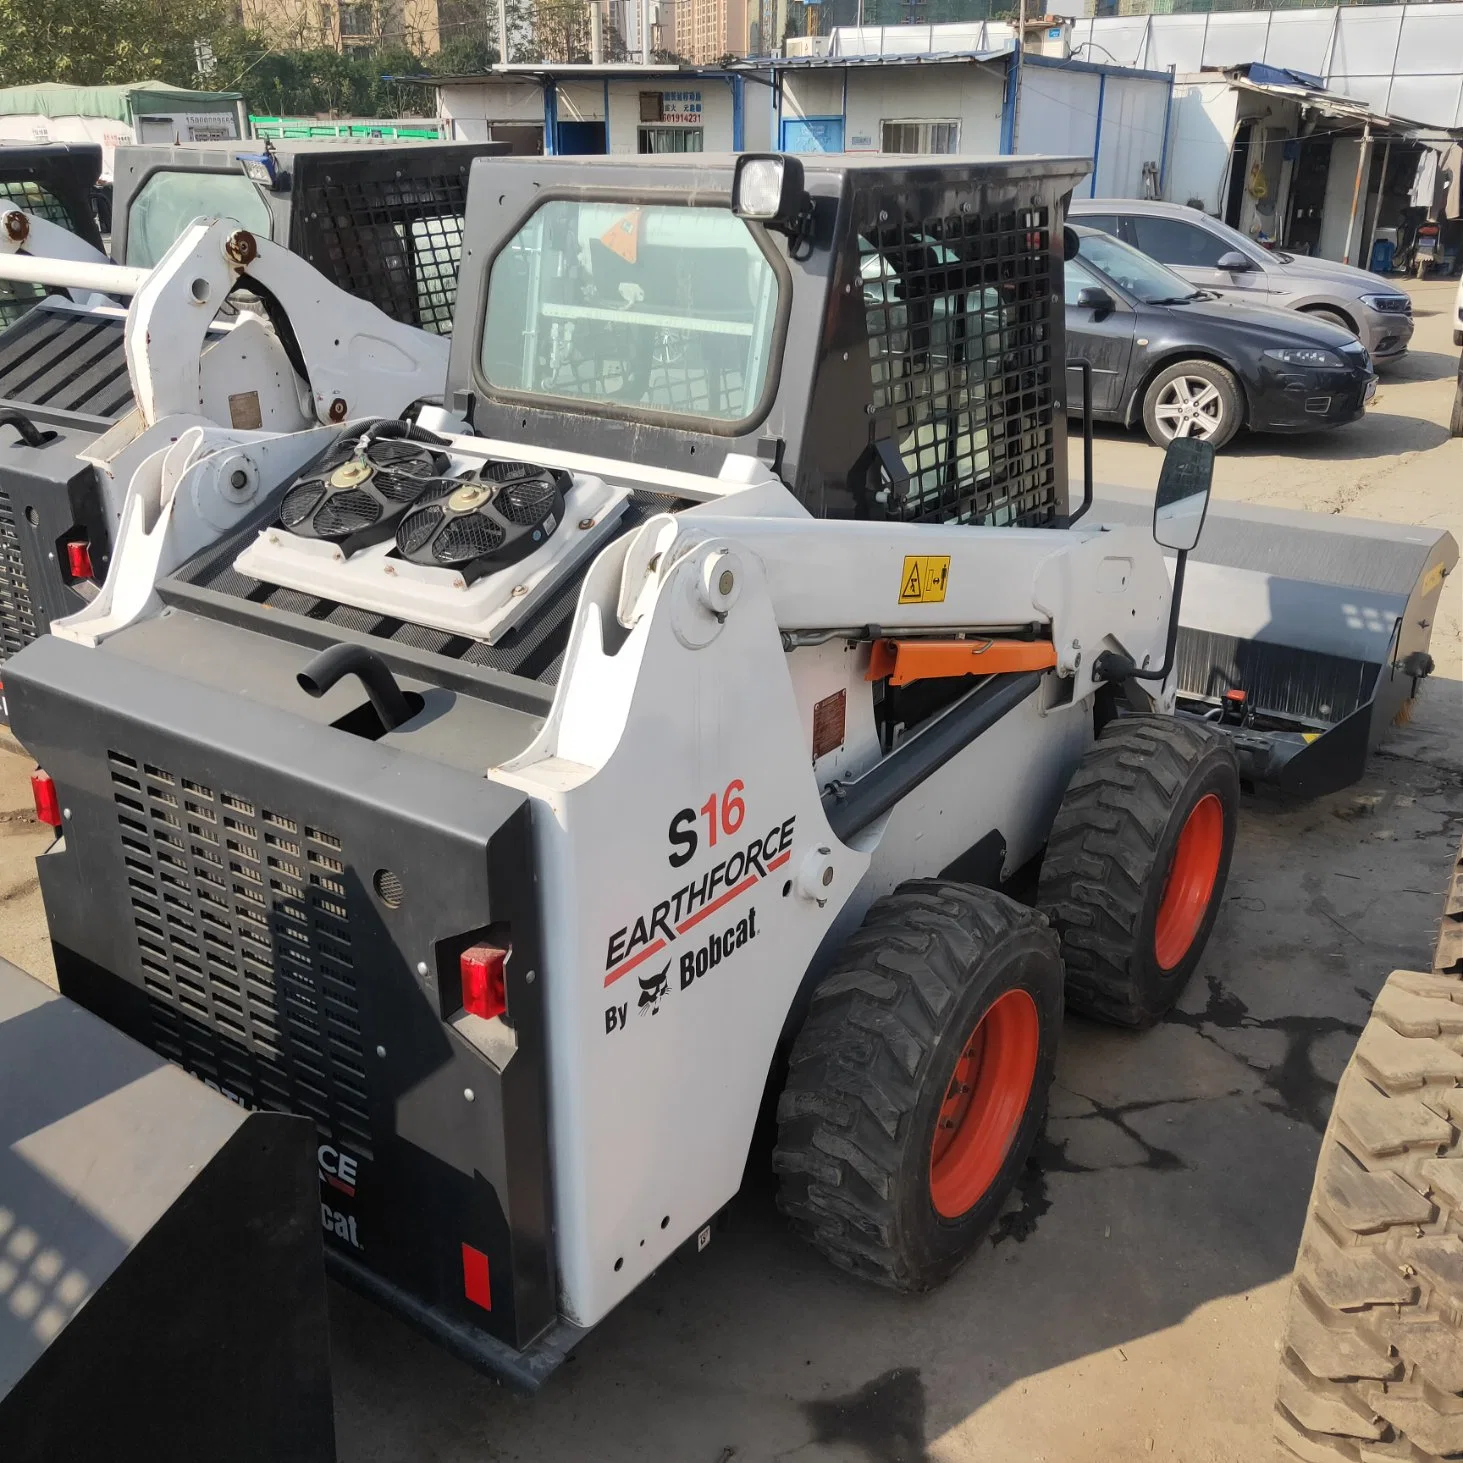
[1093,550,1188,684]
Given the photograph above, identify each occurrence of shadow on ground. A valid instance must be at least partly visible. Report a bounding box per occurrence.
[326,745,1463,1463]
[1078,412,1451,462]
[1377,348,1458,385]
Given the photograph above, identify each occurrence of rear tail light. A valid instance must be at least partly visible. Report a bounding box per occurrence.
[30,770,61,827]
[65,541,94,581]
[460,945,507,1021]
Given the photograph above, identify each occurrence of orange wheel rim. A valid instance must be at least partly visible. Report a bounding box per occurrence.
[928,988,1040,1220]
[1153,792,1225,971]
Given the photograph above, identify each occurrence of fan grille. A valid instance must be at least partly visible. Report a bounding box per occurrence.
[313,489,381,537]
[396,503,444,555]
[495,478,558,526]
[280,482,326,527]
[436,514,505,563]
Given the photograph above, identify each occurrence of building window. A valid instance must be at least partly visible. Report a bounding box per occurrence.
[638,127,704,154]
[880,120,960,155]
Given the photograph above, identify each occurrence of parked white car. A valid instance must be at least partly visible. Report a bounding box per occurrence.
[1071,199,1415,362]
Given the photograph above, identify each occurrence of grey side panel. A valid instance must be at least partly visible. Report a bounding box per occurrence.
[6,633,559,1355]
[0,958,334,1462]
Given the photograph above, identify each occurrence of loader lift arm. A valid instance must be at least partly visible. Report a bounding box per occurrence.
[0,213,450,429]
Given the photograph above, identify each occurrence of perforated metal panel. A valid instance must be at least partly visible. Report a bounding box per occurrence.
[293,170,469,335]
[862,204,1058,527]
[0,484,37,655]
[109,748,375,1158]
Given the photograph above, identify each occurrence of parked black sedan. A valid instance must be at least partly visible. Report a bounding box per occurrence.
[1066,226,1376,449]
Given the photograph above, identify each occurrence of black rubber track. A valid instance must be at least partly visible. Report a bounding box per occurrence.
[773,880,1062,1292]
[1038,714,1239,1028]
[1274,968,1463,1461]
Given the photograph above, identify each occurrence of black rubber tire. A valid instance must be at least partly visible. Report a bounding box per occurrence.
[1038,715,1239,1028]
[1305,306,1359,337]
[1140,358,1243,449]
[773,880,1062,1292]
[1274,968,1463,1461]
[1449,365,1463,439]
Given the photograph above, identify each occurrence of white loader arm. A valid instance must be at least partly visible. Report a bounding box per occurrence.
[127,216,449,428]
[0,210,125,307]
[0,209,112,269]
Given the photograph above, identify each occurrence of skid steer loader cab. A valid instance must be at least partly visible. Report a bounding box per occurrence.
[0,151,1402,1385]
[111,138,508,334]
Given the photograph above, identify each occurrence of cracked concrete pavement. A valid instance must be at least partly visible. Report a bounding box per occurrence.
[0,281,1458,1462]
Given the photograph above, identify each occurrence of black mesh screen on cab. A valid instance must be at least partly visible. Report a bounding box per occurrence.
[862,204,1057,527]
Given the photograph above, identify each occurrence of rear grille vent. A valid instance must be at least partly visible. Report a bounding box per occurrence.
[0,481,37,656]
[861,205,1056,527]
[109,749,374,1157]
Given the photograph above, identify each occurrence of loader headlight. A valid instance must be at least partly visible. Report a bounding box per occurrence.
[732,154,808,235]
[1263,347,1346,369]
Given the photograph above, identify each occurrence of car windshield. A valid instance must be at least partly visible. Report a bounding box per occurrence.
[1075,231,1202,305]
[480,199,781,425]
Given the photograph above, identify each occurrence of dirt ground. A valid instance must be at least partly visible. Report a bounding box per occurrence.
[2,281,1460,1463]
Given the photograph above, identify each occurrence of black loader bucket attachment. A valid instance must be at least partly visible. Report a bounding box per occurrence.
[0,958,335,1462]
[1096,487,1458,796]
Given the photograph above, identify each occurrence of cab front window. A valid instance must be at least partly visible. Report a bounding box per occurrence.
[480,199,781,425]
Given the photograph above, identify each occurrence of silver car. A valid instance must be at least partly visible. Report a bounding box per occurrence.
[1069,199,1414,362]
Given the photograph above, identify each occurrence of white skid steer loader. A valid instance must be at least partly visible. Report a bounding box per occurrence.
[0,214,447,678]
[1,152,1450,1390]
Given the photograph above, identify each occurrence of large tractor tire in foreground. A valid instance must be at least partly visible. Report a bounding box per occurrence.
[1274,836,1463,1461]
[774,881,1063,1292]
[1039,715,1240,1028]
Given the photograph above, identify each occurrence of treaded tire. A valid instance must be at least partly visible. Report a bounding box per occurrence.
[1450,366,1463,440]
[1038,715,1239,1028]
[1274,968,1463,1461]
[1140,358,1243,450]
[773,880,1062,1292]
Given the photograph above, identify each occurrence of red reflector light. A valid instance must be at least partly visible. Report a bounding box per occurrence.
[461,944,507,1021]
[30,770,61,827]
[65,541,94,581]
[462,1243,492,1310]
[1224,689,1246,702]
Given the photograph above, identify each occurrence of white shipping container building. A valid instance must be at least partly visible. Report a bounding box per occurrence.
[772,42,1172,204]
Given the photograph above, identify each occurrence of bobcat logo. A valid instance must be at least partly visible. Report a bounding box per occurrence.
[638,960,670,1016]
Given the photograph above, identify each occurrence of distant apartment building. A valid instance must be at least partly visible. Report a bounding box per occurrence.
[671,0,754,61]
[238,0,445,52]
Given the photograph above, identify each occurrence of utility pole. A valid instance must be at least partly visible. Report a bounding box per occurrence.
[1012,0,1026,153]
[497,0,510,63]
[641,0,652,62]
[591,0,604,64]
[1342,124,1371,266]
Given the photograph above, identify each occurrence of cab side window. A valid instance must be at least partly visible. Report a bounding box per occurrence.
[1131,216,1231,269]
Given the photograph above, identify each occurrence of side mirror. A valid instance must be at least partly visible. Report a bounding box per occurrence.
[1216,250,1255,272]
[1153,437,1214,552]
[1076,285,1116,318]
[1063,225,1079,261]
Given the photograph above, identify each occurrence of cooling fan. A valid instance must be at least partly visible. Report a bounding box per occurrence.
[394,459,568,583]
[278,430,452,556]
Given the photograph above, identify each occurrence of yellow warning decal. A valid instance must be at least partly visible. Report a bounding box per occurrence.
[899,555,950,605]
[1302,732,1321,744]
[1421,561,1446,597]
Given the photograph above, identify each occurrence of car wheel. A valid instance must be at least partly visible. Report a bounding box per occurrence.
[1304,306,1357,335]
[1141,360,1242,449]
